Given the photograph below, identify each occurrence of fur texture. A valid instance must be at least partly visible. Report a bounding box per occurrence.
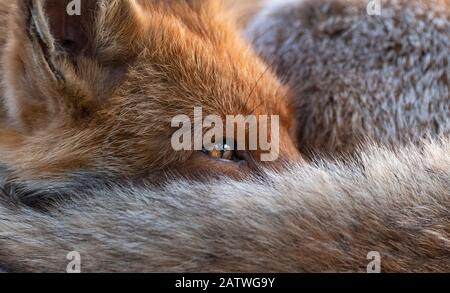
[247,0,450,155]
[0,138,449,272]
[0,0,449,273]
[0,0,299,187]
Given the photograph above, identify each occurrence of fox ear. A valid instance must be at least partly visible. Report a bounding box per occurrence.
[1,0,101,130]
[3,0,134,130]
[23,0,98,80]
[21,0,143,76]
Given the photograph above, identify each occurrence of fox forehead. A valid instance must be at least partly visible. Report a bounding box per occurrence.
[109,6,289,117]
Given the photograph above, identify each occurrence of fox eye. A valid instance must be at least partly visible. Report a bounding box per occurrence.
[202,141,241,162]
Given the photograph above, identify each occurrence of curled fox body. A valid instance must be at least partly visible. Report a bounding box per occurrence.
[248,0,450,155]
[0,0,449,272]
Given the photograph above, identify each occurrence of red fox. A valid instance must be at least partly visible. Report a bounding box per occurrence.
[0,0,300,194]
[0,0,449,272]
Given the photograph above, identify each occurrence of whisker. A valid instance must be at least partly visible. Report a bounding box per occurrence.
[245,32,300,114]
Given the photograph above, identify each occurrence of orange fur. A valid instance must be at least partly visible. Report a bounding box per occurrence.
[0,0,300,183]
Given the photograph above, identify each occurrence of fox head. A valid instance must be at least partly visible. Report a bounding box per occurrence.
[0,0,300,190]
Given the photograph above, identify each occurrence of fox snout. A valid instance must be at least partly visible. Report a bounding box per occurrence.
[0,0,301,187]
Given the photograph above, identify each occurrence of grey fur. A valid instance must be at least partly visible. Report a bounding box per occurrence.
[0,141,450,272]
[247,0,450,154]
[0,138,449,272]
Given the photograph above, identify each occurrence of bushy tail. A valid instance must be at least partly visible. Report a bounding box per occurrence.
[0,138,449,272]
